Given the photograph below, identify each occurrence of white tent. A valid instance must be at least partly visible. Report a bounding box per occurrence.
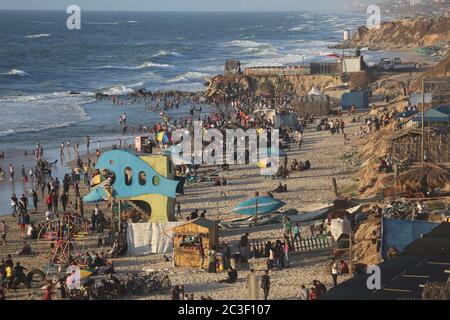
[127,221,183,255]
[330,218,352,241]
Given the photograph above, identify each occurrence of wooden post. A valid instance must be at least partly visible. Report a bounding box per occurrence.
[349,235,353,277]
[421,80,425,167]
[78,196,84,217]
[331,177,339,198]
[394,162,398,178]
[111,199,115,237]
[118,200,122,234]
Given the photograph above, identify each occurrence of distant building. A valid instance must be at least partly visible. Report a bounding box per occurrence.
[224,59,242,76]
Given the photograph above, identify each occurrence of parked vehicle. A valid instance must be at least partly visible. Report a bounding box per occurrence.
[377,58,418,71]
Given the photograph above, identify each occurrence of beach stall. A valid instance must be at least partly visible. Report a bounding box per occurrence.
[171,218,219,268]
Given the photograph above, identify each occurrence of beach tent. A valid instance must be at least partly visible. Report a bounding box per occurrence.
[412,105,450,125]
[126,221,183,255]
[330,218,352,242]
[380,217,439,258]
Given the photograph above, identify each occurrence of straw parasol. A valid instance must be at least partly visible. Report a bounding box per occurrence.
[396,162,450,192]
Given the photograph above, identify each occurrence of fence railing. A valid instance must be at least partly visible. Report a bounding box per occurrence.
[249,235,333,255]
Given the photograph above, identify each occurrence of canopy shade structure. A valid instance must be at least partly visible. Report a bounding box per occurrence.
[412,105,450,124]
[233,196,285,216]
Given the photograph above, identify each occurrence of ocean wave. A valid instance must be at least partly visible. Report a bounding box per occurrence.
[152,50,182,58]
[82,62,173,71]
[167,72,209,84]
[226,40,274,49]
[1,69,29,77]
[246,53,311,68]
[136,61,174,69]
[0,129,16,137]
[127,21,138,24]
[0,92,92,137]
[24,33,50,39]
[101,82,144,95]
[288,26,306,32]
[240,47,278,56]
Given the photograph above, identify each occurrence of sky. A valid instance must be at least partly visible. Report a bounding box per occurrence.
[0,0,354,12]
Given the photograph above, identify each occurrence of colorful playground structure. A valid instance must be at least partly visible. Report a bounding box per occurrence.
[83,150,179,222]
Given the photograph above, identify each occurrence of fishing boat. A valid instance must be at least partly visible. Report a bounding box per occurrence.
[233,196,285,216]
[219,212,282,229]
[279,203,331,223]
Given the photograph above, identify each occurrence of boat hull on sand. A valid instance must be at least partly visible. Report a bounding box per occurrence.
[233,196,285,216]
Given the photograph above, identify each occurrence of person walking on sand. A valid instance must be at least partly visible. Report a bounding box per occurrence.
[19,194,28,214]
[331,258,340,287]
[9,164,14,181]
[32,190,38,213]
[261,270,270,300]
[293,223,301,241]
[60,192,69,213]
[176,202,182,218]
[10,194,18,217]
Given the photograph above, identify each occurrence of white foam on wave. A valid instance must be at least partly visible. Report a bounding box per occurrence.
[101,82,145,95]
[152,50,182,58]
[127,21,138,24]
[1,69,29,77]
[226,40,274,49]
[0,92,93,137]
[167,72,209,84]
[83,61,173,71]
[288,26,306,32]
[136,61,174,69]
[24,33,50,39]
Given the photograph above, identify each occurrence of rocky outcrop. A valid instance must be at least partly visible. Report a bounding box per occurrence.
[344,16,450,50]
[206,74,344,97]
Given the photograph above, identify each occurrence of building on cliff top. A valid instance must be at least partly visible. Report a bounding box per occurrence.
[224,59,242,76]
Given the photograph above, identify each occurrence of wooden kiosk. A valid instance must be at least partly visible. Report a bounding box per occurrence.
[171,217,219,268]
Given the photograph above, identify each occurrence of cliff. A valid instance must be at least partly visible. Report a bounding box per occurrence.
[344,16,450,50]
[206,74,348,98]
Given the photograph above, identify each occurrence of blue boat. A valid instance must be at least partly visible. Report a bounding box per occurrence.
[233,196,285,216]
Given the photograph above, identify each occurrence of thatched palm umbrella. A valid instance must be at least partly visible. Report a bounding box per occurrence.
[396,162,450,192]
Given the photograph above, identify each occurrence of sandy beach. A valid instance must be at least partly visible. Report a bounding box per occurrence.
[0,110,362,300]
[1,7,449,303]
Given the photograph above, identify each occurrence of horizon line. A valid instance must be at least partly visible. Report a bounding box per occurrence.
[0,8,357,13]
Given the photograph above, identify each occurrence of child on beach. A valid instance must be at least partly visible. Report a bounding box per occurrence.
[0,221,9,246]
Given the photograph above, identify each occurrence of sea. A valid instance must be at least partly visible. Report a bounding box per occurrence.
[0,10,414,214]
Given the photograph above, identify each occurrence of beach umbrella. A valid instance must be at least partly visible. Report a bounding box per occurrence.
[233,196,285,216]
[157,131,171,145]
